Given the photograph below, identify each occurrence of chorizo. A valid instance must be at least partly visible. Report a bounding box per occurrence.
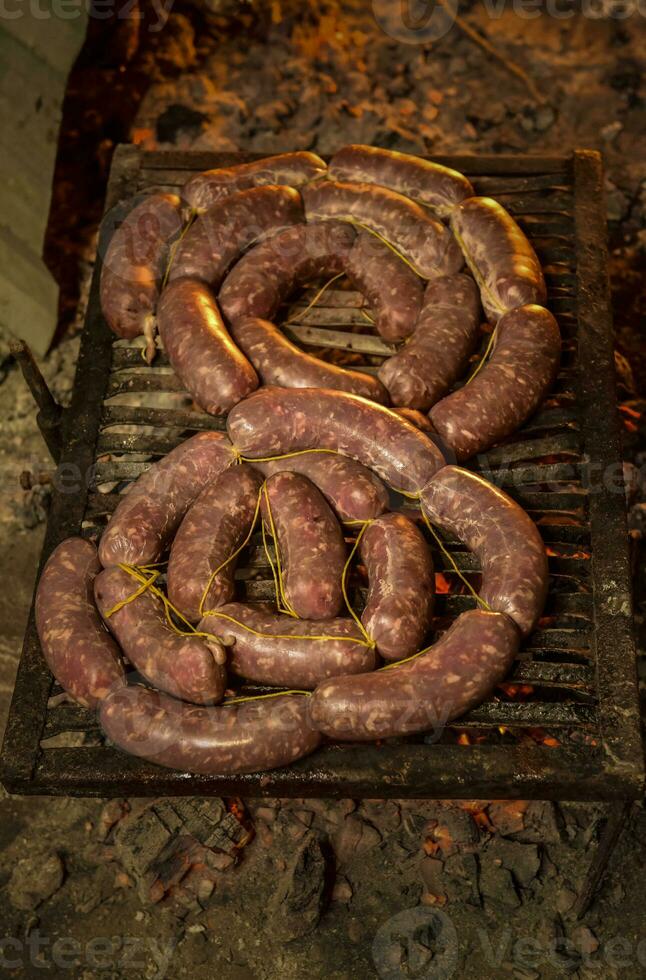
[35,538,125,708]
[182,152,327,213]
[100,685,322,775]
[230,315,388,404]
[169,185,304,287]
[253,450,389,523]
[218,221,355,323]
[167,463,264,623]
[308,609,519,740]
[329,145,473,217]
[227,387,446,494]
[199,603,376,689]
[344,231,424,342]
[429,304,561,461]
[157,278,258,416]
[359,513,434,661]
[261,471,346,620]
[450,196,546,321]
[95,566,227,705]
[420,465,548,636]
[302,180,463,279]
[100,192,184,362]
[99,432,236,568]
[378,273,481,410]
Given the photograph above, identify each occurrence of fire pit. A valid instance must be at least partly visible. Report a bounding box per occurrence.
[1,148,642,806]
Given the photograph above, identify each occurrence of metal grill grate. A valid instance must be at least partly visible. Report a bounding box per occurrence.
[1,148,642,800]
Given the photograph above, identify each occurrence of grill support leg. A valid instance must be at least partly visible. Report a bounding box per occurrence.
[11,340,64,463]
[575,800,633,918]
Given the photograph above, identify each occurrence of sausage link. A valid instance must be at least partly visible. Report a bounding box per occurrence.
[182,152,327,213]
[378,273,481,410]
[95,567,227,705]
[261,471,346,620]
[359,513,434,661]
[230,315,388,404]
[227,387,446,494]
[302,180,463,279]
[99,432,237,568]
[169,185,304,287]
[167,463,264,623]
[344,231,424,342]
[100,685,322,775]
[429,304,561,461]
[329,145,473,217]
[218,221,355,323]
[253,451,389,523]
[199,603,376,689]
[100,193,184,359]
[420,465,548,636]
[450,197,546,321]
[35,538,125,708]
[157,278,258,416]
[309,609,519,740]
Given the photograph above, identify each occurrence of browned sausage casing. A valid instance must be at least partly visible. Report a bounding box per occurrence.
[199,603,376,689]
[328,145,473,217]
[344,231,424,342]
[359,513,434,661]
[95,567,227,705]
[100,685,322,775]
[378,273,481,410]
[302,180,463,279]
[182,152,327,212]
[99,432,237,568]
[157,278,258,416]
[169,185,304,287]
[429,303,561,461]
[35,538,125,708]
[230,315,388,404]
[309,609,519,740]
[227,387,446,494]
[167,463,264,623]
[261,471,346,620]
[420,466,548,636]
[253,450,389,523]
[450,197,546,321]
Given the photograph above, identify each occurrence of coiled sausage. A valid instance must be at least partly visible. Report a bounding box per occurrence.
[182,152,327,212]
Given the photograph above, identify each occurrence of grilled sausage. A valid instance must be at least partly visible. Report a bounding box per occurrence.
[95,566,227,705]
[450,197,546,321]
[328,145,473,217]
[344,231,424,342]
[100,192,184,361]
[420,465,548,636]
[253,450,389,523]
[309,609,519,740]
[230,315,388,404]
[182,152,327,213]
[167,463,264,623]
[99,432,237,568]
[199,603,376,689]
[302,180,463,279]
[378,273,481,410]
[429,304,561,461]
[157,278,258,416]
[169,185,304,287]
[100,685,322,775]
[261,471,346,620]
[359,513,434,661]
[227,387,446,494]
[35,538,125,708]
[393,408,435,432]
[218,221,355,323]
